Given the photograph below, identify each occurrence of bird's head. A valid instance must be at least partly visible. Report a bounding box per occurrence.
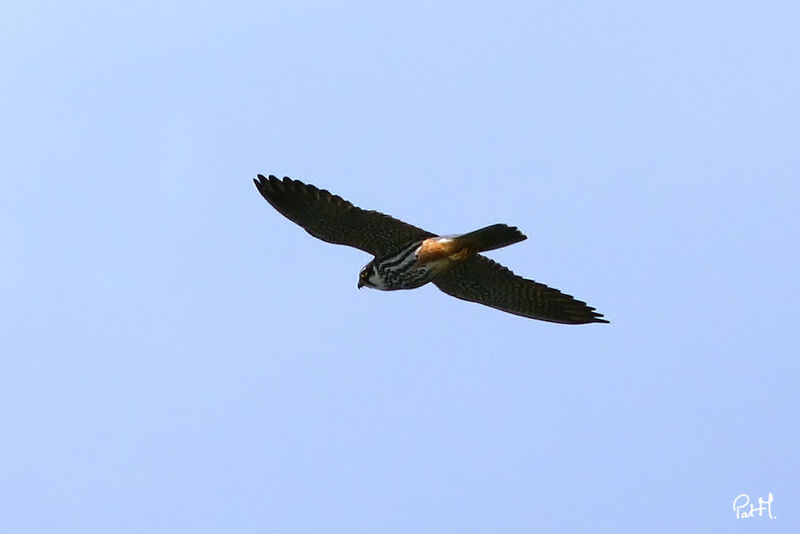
[358,261,381,289]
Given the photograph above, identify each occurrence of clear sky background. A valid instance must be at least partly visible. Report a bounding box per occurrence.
[2,2,798,532]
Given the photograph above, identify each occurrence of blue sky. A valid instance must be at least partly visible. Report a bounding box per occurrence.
[2,1,798,532]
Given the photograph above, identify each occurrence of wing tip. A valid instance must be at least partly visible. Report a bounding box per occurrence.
[559,298,610,325]
[254,174,301,196]
[547,306,609,325]
[254,173,356,215]
[254,173,279,188]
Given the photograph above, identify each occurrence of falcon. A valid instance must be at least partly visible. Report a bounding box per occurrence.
[254,175,608,324]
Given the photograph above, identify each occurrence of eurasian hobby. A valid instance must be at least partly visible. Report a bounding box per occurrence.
[254,175,608,325]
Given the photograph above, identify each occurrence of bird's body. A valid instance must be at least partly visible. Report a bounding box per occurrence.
[359,224,525,290]
[254,175,608,325]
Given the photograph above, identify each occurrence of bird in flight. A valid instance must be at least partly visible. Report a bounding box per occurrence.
[254,175,608,324]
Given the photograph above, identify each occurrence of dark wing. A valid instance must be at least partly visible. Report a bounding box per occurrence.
[254,175,434,257]
[433,255,608,324]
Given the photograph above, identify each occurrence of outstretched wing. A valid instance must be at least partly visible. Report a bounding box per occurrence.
[433,255,608,324]
[254,175,434,257]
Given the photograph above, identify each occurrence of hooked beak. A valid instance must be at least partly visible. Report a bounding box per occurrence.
[357,281,363,289]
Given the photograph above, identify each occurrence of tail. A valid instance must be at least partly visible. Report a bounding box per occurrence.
[454,224,526,253]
